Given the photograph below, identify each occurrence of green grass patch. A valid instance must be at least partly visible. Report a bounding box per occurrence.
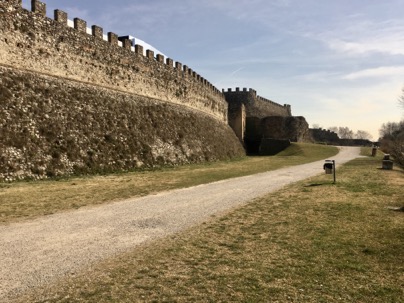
[0,143,337,224]
[15,149,403,303]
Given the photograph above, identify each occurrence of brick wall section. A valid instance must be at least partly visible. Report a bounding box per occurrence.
[0,0,227,122]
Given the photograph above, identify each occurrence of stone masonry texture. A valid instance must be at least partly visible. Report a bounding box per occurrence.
[0,0,245,181]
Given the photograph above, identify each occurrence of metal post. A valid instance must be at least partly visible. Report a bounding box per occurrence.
[332,160,336,183]
[324,159,336,183]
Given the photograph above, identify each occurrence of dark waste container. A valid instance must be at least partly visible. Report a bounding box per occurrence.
[323,162,333,174]
[382,154,393,170]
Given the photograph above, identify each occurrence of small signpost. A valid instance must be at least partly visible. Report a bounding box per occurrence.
[324,160,336,183]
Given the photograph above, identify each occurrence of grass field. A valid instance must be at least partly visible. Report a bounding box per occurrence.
[0,143,338,224]
[14,148,404,302]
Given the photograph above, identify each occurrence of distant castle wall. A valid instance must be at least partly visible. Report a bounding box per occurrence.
[309,128,339,144]
[310,129,373,147]
[0,0,227,121]
[223,88,292,119]
[223,87,293,152]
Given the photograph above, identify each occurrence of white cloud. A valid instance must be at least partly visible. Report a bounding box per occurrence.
[343,66,404,80]
[313,19,404,56]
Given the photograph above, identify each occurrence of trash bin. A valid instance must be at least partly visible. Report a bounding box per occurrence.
[324,160,336,183]
[382,154,393,170]
[382,160,393,170]
[323,162,333,174]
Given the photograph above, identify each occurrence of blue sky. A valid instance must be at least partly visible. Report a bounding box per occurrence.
[22,0,404,139]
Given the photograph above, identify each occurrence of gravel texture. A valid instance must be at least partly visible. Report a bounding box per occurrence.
[0,147,360,301]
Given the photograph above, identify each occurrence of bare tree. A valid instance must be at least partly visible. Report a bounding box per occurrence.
[379,121,404,137]
[355,130,373,140]
[328,126,371,140]
[337,126,354,139]
[379,120,404,166]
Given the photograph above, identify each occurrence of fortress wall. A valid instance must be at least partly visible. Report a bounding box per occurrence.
[0,0,227,121]
[0,66,245,181]
[224,88,291,119]
[0,1,245,181]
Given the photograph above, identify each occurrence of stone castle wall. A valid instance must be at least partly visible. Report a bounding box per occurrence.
[0,0,227,121]
[310,129,373,147]
[223,87,300,154]
[309,128,339,144]
[0,0,245,181]
[223,88,291,119]
[261,116,310,142]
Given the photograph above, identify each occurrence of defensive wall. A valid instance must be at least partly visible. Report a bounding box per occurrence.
[0,0,245,181]
[309,128,339,144]
[223,87,303,154]
[0,0,227,121]
[310,129,373,147]
[223,88,291,120]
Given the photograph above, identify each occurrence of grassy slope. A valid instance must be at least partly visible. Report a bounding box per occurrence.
[0,143,337,224]
[13,148,404,302]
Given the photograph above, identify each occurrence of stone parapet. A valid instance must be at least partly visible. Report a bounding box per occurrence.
[0,0,227,122]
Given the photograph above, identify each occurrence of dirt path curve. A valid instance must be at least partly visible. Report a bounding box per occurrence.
[0,147,361,300]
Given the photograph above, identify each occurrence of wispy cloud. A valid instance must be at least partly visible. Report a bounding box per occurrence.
[313,19,404,56]
[343,66,404,80]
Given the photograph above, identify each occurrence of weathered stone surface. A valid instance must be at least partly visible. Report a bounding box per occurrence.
[0,1,226,122]
[0,1,246,181]
[244,117,263,154]
[227,101,246,143]
[243,116,309,154]
[0,66,245,182]
[309,128,339,144]
[224,88,309,153]
[261,116,310,142]
[224,88,291,119]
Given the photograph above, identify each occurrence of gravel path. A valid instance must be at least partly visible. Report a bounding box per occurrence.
[0,147,360,300]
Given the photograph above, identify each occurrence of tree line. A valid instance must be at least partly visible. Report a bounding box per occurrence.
[311,124,373,140]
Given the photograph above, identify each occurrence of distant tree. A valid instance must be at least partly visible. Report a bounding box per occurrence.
[379,121,404,138]
[337,126,354,139]
[355,130,372,140]
[328,126,370,139]
[379,120,404,166]
[311,123,321,129]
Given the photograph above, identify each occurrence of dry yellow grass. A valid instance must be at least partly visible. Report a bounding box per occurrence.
[13,149,404,302]
[0,143,338,224]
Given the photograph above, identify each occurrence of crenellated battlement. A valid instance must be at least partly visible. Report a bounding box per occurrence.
[223,87,292,117]
[26,0,220,92]
[0,0,305,180]
[0,0,226,120]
